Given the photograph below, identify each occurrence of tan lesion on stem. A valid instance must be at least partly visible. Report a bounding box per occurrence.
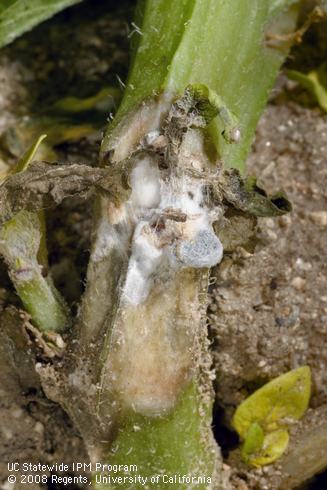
[74,90,225,432]
[101,268,207,417]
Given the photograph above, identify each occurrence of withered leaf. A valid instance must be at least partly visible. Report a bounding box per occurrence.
[220,169,292,217]
[0,162,113,225]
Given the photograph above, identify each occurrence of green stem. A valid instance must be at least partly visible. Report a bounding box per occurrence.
[94,383,218,490]
[0,136,70,332]
[102,0,298,172]
[14,272,70,333]
[83,1,299,487]
[0,211,70,332]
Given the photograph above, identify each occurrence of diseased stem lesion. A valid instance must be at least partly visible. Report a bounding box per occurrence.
[1,0,319,487]
[55,89,230,487]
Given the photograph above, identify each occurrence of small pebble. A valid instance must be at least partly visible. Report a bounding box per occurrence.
[235,481,249,490]
[291,277,306,291]
[278,215,292,228]
[12,408,23,418]
[34,422,44,434]
[265,230,278,241]
[55,335,65,349]
[309,211,327,227]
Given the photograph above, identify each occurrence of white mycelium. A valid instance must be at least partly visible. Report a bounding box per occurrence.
[120,151,223,307]
[121,221,163,306]
[129,157,161,210]
[100,124,226,416]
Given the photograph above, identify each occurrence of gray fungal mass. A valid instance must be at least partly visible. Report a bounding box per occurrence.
[178,228,223,268]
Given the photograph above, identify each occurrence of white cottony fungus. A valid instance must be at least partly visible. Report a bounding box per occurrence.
[119,154,224,308]
[99,128,225,416]
[121,222,163,306]
[92,216,130,263]
[130,157,161,210]
[120,262,150,306]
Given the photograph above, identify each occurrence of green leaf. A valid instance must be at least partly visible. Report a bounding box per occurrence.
[242,422,265,461]
[0,134,47,185]
[245,429,290,466]
[233,367,311,437]
[0,0,83,49]
[287,63,327,112]
[11,134,47,175]
[233,367,311,466]
[241,423,290,466]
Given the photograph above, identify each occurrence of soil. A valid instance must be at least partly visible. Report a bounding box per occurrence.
[0,1,326,489]
[210,99,327,489]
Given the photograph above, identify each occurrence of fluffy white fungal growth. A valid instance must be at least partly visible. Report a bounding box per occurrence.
[121,262,150,306]
[120,166,224,306]
[121,222,163,306]
[92,216,130,262]
[130,157,161,209]
[104,128,227,417]
[142,130,161,146]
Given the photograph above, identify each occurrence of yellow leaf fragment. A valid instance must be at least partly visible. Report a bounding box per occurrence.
[233,366,311,466]
[287,63,327,112]
[0,134,48,185]
[12,134,47,175]
[248,430,290,466]
[241,422,265,461]
[53,87,120,113]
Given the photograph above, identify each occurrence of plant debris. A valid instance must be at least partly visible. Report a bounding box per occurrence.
[0,162,113,224]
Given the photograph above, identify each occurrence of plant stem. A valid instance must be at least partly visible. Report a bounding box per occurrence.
[102,0,298,172]
[94,383,218,490]
[0,211,70,332]
[76,1,299,488]
[0,136,70,333]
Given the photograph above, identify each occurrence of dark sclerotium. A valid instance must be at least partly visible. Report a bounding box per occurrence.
[178,229,223,268]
